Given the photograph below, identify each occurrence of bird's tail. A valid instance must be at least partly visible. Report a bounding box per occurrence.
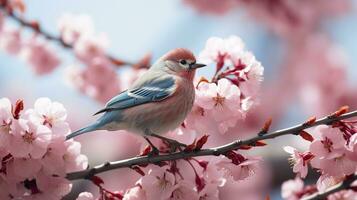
[66,123,101,140]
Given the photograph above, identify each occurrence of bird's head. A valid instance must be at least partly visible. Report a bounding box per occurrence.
[156,48,206,80]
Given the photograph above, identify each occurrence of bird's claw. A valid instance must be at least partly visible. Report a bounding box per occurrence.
[148,146,160,157]
[163,139,185,153]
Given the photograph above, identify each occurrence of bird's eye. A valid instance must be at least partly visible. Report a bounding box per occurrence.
[179,60,187,65]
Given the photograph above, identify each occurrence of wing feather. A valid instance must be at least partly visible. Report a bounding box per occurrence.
[93,76,176,115]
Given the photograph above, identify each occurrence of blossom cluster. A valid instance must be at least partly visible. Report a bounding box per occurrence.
[0,0,121,103]
[0,9,60,75]
[76,152,263,200]
[0,98,88,199]
[58,14,121,103]
[184,0,350,37]
[282,122,357,199]
[185,36,263,135]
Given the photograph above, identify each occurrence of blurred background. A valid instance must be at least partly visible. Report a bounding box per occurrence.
[0,0,357,199]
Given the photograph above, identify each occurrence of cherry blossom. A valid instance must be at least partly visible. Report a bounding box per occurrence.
[171,180,199,200]
[310,125,356,176]
[198,36,245,66]
[26,97,70,138]
[32,172,72,199]
[216,156,261,181]
[74,34,109,65]
[183,0,237,15]
[347,133,357,161]
[21,38,61,75]
[62,140,88,173]
[316,174,344,192]
[198,182,220,200]
[138,166,176,200]
[0,98,87,199]
[40,139,88,176]
[284,146,312,178]
[0,27,22,55]
[123,186,147,200]
[57,13,94,45]
[281,177,305,200]
[8,118,52,159]
[0,1,355,198]
[67,58,120,103]
[237,51,264,98]
[327,190,357,200]
[6,157,42,182]
[0,98,13,149]
[195,78,242,134]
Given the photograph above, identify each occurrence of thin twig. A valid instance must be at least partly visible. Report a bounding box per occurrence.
[66,110,357,181]
[0,4,134,67]
[302,174,357,200]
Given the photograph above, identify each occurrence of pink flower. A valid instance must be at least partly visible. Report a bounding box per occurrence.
[347,133,357,161]
[216,156,261,181]
[195,78,242,134]
[183,0,237,15]
[27,97,70,139]
[198,36,245,66]
[0,179,25,200]
[310,154,356,177]
[33,172,72,199]
[284,146,312,178]
[57,13,94,45]
[0,28,22,55]
[310,125,356,176]
[184,105,216,136]
[41,139,88,175]
[9,119,52,159]
[6,157,42,181]
[63,140,88,173]
[138,166,176,200]
[310,125,346,159]
[74,34,108,65]
[281,177,304,200]
[0,98,14,149]
[68,58,120,103]
[123,186,147,200]
[198,182,219,200]
[170,180,199,200]
[237,51,264,98]
[316,174,344,192]
[327,190,357,200]
[41,142,67,176]
[0,98,87,199]
[21,38,61,75]
[76,192,95,200]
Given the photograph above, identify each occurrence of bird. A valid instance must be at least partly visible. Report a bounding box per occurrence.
[66,48,206,151]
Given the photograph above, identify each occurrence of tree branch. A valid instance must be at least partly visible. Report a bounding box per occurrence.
[0,3,136,67]
[302,174,357,200]
[66,110,357,181]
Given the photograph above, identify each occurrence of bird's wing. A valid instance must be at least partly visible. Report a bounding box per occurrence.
[93,75,176,115]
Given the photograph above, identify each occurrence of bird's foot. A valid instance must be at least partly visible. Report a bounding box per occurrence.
[145,131,186,153]
[148,146,160,157]
[143,136,160,157]
[162,138,186,153]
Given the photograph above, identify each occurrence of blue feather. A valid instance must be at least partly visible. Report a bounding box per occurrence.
[66,122,101,140]
[94,76,176,115]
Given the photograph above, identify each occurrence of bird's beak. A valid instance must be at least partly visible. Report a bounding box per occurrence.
[190,63,206,69]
